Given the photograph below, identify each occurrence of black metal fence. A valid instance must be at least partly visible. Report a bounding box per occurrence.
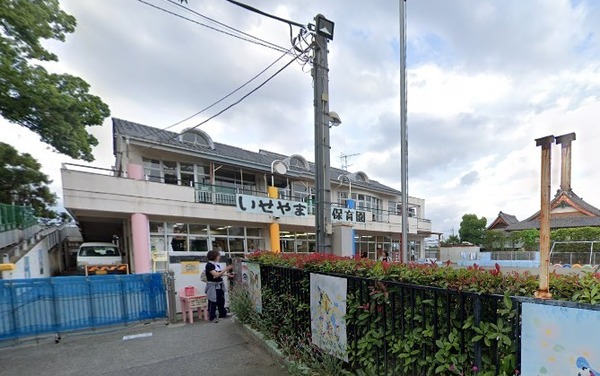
[258,265,523,375]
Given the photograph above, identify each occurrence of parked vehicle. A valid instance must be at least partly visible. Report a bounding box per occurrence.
[77,242,123,274]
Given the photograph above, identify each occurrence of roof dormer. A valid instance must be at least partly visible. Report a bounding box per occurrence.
[180,128,215,149]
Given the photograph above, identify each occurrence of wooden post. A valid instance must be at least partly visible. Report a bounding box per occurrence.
[535,135,554,300]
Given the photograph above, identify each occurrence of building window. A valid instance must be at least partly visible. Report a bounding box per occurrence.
[149,222,265,257]
[163,161,178,185]
[280,231,315,253]
[143,159,161,182]
[142,158,209,187]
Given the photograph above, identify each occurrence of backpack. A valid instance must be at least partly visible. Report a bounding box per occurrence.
[200,269,207,283]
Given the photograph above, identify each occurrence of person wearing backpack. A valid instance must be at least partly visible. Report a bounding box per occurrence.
[204,250,233,323]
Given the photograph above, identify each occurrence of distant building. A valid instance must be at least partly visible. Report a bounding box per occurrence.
[494,133,600,232]
[487,211,519,231]
[505,189,600,231]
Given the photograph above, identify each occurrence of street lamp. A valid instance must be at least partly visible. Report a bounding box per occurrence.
[327,111,342,127]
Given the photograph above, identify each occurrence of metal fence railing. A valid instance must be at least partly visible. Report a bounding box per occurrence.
[258,265,523,375]
[0,273,167,341]
[0,204,36,233]
[490,251,538,261]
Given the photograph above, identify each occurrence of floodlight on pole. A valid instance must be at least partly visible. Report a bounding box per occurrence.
[315,14,334,40]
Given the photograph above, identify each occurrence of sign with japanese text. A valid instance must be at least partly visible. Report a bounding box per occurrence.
[330,207,366,224]
[236,194,309,217]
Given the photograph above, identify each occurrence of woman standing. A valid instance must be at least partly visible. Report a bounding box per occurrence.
[205,250,233,323]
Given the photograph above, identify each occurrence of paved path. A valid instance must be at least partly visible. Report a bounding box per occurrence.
[0,319,286,376]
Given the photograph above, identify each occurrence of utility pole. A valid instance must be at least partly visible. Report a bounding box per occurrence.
[399,0,409,263]
[312,14,335,254]
[535,135,554,300]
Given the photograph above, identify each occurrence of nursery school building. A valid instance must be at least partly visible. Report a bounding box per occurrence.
[61,118,433,278]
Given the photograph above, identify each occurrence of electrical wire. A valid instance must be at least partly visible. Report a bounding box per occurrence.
[167,54,300,141]
[135,0,289,54]
[163,0,289,54]
[163,46,294,130]
[224,0,306,29]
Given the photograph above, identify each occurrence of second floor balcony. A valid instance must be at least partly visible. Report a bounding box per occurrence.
[61,164,432,234]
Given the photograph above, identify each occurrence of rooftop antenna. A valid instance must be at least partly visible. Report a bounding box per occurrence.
[340,152,360,171]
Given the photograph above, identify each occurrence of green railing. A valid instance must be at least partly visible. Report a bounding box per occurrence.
[0,204,37,232]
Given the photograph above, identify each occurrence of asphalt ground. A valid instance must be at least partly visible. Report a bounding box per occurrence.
[0,318,287,376]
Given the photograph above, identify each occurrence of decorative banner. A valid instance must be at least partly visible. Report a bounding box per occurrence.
[180,261,200,275]
[310,273,348,361]
[521,302,600,375]
[330,207,366,224]
[236,194,308,217]
[245,262,262,313]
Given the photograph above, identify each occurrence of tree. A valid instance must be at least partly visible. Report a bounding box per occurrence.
[440,234,461,247]
[458,214,487,245]
[509,229,539,252]
[0,0,110,161]
[482,230,507,251]
[0,142,57,218]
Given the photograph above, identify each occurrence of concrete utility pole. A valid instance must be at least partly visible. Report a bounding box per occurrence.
[313,14,335,254]
[535,135,555,300]
[399,0,409,263]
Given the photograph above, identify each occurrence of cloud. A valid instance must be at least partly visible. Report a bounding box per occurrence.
[2,0,600,239]
[460,171,479,187]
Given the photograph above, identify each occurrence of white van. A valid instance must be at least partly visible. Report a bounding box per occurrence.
[77,242,123,273]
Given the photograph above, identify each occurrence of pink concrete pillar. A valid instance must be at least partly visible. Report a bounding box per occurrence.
[128,163,144,180]
[131,213,151,274]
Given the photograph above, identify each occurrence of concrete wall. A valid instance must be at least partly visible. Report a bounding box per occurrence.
[440,246,481,263]
[2,238,52,279]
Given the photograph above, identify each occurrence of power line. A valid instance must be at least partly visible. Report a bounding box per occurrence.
[167,55,299,141]
[163,0,289,54]
[224,0,306,29]
[135,0,289,54]
[163,46,293,130]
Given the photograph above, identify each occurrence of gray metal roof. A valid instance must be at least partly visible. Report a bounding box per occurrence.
[505,216,600,231]
[113,118,403,196]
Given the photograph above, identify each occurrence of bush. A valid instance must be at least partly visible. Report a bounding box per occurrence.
[244,251,600,375]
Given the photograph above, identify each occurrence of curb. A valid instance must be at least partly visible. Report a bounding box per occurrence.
[233,317,300,373]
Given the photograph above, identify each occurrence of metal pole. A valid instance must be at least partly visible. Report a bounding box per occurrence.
[313,20,332,254]
[535,135,554,300]
[399,0,409,263]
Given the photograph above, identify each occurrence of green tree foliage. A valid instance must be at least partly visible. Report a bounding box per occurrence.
[0,0,110,161]
[508,229,540,251]
[551,227,600,253]
[482,230,507,251]
[458,214,487,245]
[0,142,57,218]
[440,234,461,246]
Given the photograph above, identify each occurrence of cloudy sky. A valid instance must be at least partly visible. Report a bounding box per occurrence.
[4,0,600,237]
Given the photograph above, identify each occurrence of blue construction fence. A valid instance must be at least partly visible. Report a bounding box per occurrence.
[0,273,167,340]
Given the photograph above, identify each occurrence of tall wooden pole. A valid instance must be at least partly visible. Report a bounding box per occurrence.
[535,135,554,300]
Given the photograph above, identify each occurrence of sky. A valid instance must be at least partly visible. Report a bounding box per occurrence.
[3,0,600,238]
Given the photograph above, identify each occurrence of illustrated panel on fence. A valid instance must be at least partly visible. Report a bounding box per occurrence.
[242,262,262,313]
[310,273,347,362]
[521,302,600,376]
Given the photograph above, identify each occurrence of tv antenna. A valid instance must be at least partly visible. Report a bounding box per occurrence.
[340,152,360,171]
